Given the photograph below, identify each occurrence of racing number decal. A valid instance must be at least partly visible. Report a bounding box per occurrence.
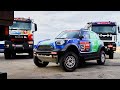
[80,42,90,52]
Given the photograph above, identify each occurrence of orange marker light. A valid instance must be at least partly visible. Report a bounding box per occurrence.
[5,26,9,35]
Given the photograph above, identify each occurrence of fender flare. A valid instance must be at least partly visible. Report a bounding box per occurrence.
[61,43,80,52]
[97,45,105,54]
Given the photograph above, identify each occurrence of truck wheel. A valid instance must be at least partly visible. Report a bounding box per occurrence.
[109,52,113,59]
[29,52,33,58]
[97,51,106,65]
[4,51,11,59]
[11,52,16,59]
[33,56,49,67]
[59,52,79,72]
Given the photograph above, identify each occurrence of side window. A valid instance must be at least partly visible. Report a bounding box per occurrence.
[95,33,100,40]
[81,31,90,40]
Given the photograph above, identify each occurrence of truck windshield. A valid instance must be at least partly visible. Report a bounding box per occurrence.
[56,30,80,39]
[9,21,31,30]
[92,26,116,34]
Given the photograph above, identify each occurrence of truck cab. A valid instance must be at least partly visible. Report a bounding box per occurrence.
[4,17,37,59]
[85,21,120,59]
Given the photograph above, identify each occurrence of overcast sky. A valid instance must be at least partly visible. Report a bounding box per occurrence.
[14,11,120,45]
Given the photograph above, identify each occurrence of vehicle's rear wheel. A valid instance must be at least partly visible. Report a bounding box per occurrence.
[4,50,11,59]
[59,51,79,72]
[97,50,106,65]
[33,56,49,67]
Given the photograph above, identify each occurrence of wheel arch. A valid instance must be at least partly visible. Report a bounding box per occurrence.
[98,45,106,55]
[58,44,80,63]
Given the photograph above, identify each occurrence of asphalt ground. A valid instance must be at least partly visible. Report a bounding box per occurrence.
[0,48,120,79]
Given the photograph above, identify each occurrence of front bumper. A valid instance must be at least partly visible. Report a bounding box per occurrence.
[104,42,116,52]
[5,43,33,53]
[34,49,61,63]
[36,54,58,62]
[104,46,116,52]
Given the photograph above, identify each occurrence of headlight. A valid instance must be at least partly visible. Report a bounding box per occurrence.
[29,45,33,47]
[6,44,9,47]
[33,48,37,51]
[56,40,65,45]
[28,41,33,44]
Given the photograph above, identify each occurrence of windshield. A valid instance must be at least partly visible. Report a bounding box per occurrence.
[92,26,116,34]
[56,30,80,39]
[9,21,31,30]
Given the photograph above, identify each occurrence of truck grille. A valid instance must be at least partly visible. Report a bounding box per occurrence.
[10,35,28,42]
[104,42,116,47]
[38,45,54,51]
[11,35,28,39]
[99,37,112,40]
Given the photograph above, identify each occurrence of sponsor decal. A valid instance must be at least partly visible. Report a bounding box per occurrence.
[80,41,90,51]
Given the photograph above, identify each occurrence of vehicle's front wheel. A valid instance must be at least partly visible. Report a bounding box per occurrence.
[33,56,49,67]
[109,52,114,59]
[11,52,16,59]
[29,51,33,58]
[60,52,79,72]
[97,50,106,65]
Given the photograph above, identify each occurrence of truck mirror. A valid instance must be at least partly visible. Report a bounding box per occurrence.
[118,26,120,33]
[34,23,37,31]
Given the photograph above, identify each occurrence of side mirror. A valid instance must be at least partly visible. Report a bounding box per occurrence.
[118,26,120,33]
[79,35,84,40]
[34,23,37,31]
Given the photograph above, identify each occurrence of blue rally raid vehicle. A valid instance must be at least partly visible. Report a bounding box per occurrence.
[33,28,106,72]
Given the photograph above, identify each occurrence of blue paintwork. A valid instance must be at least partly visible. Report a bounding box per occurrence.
[35,29,95,52]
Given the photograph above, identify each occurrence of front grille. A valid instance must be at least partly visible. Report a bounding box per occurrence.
[104,42,116,47]
[38,45,54,51]
[10,35,28,39]
[99,36,112,40]
[10,35,28,42]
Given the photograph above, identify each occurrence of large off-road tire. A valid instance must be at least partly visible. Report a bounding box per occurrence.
[33,56,49,67]
[29,51,33,58]
[4,51,11,59]
[97,50,106,65]
[59,51,79,72]
[109,52,113,59]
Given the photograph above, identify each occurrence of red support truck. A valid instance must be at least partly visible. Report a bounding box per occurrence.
[4,17,37,59]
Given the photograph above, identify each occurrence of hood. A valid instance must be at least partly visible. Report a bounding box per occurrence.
[37,39,55,46]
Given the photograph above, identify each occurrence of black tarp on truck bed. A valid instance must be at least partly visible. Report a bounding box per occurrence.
[0,11,14,26]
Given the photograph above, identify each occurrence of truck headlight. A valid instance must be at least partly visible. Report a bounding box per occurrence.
[6,44,9,47]
[29,45,33,47]
[28,41,33,44]
[56,40,65,45]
